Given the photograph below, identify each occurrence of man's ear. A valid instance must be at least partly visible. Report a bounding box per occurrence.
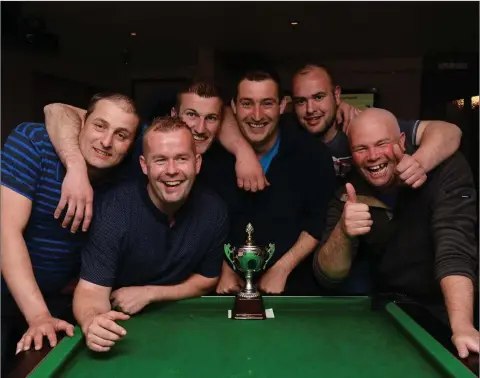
[279,96,287,115]
[399,132,406,152]
[171,107,177,117]
[333,85,342,105]
[139,155,148,176]
[230,99,237,115]
[195,153,202,175]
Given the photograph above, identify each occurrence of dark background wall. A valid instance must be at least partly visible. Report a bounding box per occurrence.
[2,2,478,173]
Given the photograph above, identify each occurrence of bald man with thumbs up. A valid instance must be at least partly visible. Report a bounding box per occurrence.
[314,108,479,359]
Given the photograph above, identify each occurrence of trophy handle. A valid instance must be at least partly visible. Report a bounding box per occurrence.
[263,243,275,270]
[224,244,236,271]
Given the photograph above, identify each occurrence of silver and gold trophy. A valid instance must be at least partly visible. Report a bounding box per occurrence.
[224,223,275,320]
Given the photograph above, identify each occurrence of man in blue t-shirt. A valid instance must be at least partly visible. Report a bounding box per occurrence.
[204,68,337,295]
[0,93,139,369]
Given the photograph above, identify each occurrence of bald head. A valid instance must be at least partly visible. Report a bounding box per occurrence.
[349,108,406,190]
[348,108,401,146]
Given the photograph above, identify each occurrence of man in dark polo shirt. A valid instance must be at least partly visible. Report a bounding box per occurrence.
[314,108,478,358]
[201,68,336,295]
[73,116,228,352]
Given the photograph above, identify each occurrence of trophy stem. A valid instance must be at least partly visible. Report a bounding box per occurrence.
[238,271,260,299]
[244,271,256,294]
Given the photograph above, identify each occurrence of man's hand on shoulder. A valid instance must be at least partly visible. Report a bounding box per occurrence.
[83,311,130,352]
[110,286,153,315]
[235,149,270,192]
[337,102,362,135]
[16,314,74,354]
[55,164,94,233]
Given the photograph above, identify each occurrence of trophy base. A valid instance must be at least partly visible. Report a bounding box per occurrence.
[232,295,266,320]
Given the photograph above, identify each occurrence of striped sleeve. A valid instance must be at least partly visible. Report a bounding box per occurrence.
[1,123,43,200]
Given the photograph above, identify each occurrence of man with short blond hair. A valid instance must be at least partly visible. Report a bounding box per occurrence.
[73,116,228,352]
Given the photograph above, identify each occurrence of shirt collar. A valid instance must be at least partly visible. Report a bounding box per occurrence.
[138,176,197,225]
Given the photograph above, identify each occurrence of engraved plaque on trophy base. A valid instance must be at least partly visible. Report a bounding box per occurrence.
[232,296,266,320]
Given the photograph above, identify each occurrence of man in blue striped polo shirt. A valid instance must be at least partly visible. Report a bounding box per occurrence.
[1,93,139,373]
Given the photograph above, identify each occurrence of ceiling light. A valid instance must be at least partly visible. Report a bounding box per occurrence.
[290,21,298,26]
[130,32,137,36]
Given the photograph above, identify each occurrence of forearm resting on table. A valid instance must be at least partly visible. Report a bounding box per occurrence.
[277,231,319,273]
[316,222,354,280]
[217,106,253,156]
[73,281,112,330]
[440,275,475,331]
[147,274,217,302]
[1,229,50,323]
[413,120,462,173]
[44,103,86,168]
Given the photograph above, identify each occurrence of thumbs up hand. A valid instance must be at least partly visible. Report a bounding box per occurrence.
[392,143,427,189]
[341,183,373,237]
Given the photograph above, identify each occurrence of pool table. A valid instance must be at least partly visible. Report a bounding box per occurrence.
[9,296,479,378]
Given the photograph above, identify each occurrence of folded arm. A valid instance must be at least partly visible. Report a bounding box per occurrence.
[73,279,112,331]
[259,231,319,294]
[73,279,129,353]
[276,231,319,275]
[147,274,218,302]
[412,120,462,173]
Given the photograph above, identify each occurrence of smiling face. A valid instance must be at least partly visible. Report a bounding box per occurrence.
[78,99,139,170]
[140,124,201,213]
[171,92,222,154]
[292,66,340,136]
[349,109,405,190]
[232,78,286,155]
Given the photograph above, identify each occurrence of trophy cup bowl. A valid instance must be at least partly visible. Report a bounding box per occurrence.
[224,223,275,320]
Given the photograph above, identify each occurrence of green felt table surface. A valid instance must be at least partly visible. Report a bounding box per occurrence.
[29,296,474,378]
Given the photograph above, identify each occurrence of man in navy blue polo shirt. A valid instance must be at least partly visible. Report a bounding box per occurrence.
[73,116,228,353]
[0,93,139,370]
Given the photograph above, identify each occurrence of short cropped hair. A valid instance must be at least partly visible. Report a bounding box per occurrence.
[142,115,195,154]
[292,63,337,88]
[85,92,138,120]
[234,68,283,101]
[175,80,223,110]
